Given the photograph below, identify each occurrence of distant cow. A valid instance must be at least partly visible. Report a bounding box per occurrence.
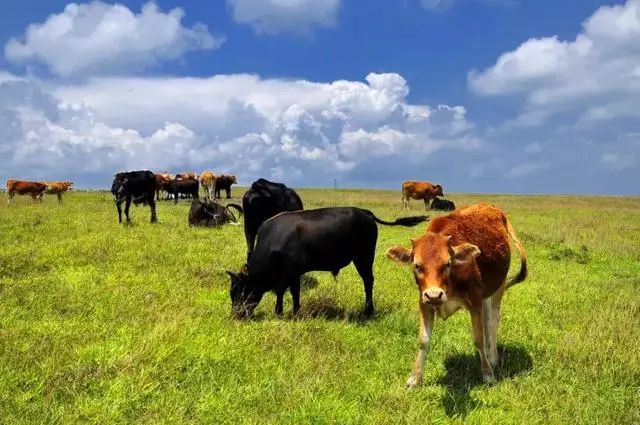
[200,171,217,200]
[154,173,171,201]
[227,207,427,318]
[385,203,527,387]
[111,171,157,224]
[188,199,243,227]
[402,181,444,209]
[166,178,199,204]
[215,175,237,199]
[6,179,47,203]
[430,197,455,211]
[44,181,73,204]
[242,178,304,261]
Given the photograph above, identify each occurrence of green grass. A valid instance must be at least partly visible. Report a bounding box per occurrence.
[1,189,639,424]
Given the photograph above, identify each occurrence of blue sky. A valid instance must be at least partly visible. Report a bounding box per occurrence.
[0,0,638,194]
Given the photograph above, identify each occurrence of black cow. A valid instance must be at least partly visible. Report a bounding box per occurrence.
[188,199,243,227]
[214,175,237,199]
[227,207,427,318]
[166,179,199,204]
[111,170,157,224]
[430,197,456,211]
[242,178,304,261]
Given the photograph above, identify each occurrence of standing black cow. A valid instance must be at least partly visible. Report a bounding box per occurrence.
[166,179,199,204]
[227,207,427,318]
[111,170,157,224]
[214,175,237,199]
[242,178,304,261]
[430,197,456,211]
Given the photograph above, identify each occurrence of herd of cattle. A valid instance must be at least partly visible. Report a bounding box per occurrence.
[5,172,527,387]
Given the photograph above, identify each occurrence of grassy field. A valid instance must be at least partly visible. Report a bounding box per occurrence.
[1,188,639,424]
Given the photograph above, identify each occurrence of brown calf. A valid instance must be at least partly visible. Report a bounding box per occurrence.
[386,203,527,387]
[401,181,444,209]
[44,181,73,204]
[154,173,171,201]
[6,179,48,203]
[199,171,217,200]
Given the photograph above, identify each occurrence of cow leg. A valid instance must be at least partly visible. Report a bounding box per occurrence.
[488,286,505,368]
[290,278,301,315]
[275,289,285,316]
[57,193,62,204]
[471,302,496,384]
[124,196,132,224]
[174,193,179,205]
[115,201,123,223]
[354,255,375,316]
[226,187,231,199]
[424,198,430,210]
[407,300,434,388]
[149,198,158,223]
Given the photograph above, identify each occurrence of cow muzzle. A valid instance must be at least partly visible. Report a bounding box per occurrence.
[422,288,447,306]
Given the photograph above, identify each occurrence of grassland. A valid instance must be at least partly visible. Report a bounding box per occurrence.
[1,189,639,424]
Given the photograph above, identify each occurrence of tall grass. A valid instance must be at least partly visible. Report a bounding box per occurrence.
[1,190,639,424]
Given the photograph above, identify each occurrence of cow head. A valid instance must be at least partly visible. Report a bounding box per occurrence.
[434,184,444,196]
[230,175,237,184]
[227,267,264,318]
[65,181,74,190]
[386,232,480,306]
[111,174,128,202]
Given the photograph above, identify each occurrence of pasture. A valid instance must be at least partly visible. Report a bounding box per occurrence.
[1,189,639,424]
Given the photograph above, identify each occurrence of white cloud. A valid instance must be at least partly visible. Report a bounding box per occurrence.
[1,72,476,186]
[469,0,640,126]
[507,161,550,178]
[601,153,637,170]
[4,1,223,77]
[525,141,542,154]
[227,0,340,35]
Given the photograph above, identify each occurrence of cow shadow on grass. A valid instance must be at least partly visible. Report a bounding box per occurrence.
[437,343,533,419]
[295,296,388,324]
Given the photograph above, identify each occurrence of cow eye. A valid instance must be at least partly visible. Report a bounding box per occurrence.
[414,264,423,274]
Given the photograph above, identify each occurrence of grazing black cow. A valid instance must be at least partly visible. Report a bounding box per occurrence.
[242,178,304,261]
[430,197,456,211]
[214,175,237,199]
[227,207,428,318]
[111,170,157,224]
[166,179,199,204]
[188,199,243,227]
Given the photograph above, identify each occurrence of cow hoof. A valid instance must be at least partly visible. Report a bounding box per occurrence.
[405,375,420,389]
[483,374,497,385]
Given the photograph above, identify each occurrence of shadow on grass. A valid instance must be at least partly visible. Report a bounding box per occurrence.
[437,343,533,419]
[295,296,387,324]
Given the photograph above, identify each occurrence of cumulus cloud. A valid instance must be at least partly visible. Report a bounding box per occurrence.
[227,0,341,35]
[0,72,476,187]
[4,1,223,77]
[468,0,640,127]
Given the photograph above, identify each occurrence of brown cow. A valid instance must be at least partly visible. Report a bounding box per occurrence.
[6,179,48,203]
[176,172,198,181]
[44,181,73,204]
[154,173,171,201]
[401,181,444,209]
[385,203,527,387]
[199,171,217,200]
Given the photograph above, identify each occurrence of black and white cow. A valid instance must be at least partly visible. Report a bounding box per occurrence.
[188,199,243,227]
[242,178,303,261]
[111,170,157,224]
[227,207,427,318]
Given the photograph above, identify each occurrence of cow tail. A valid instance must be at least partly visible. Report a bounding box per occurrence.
[506,218,528,288]
[226,203,244,222]
[366,211,428,227]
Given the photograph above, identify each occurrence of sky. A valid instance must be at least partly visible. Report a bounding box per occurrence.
[0,0,638,194]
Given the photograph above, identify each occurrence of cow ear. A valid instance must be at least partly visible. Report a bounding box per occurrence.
[385,246,413,264]
[451,243,480,265]
[226,270,238,281]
